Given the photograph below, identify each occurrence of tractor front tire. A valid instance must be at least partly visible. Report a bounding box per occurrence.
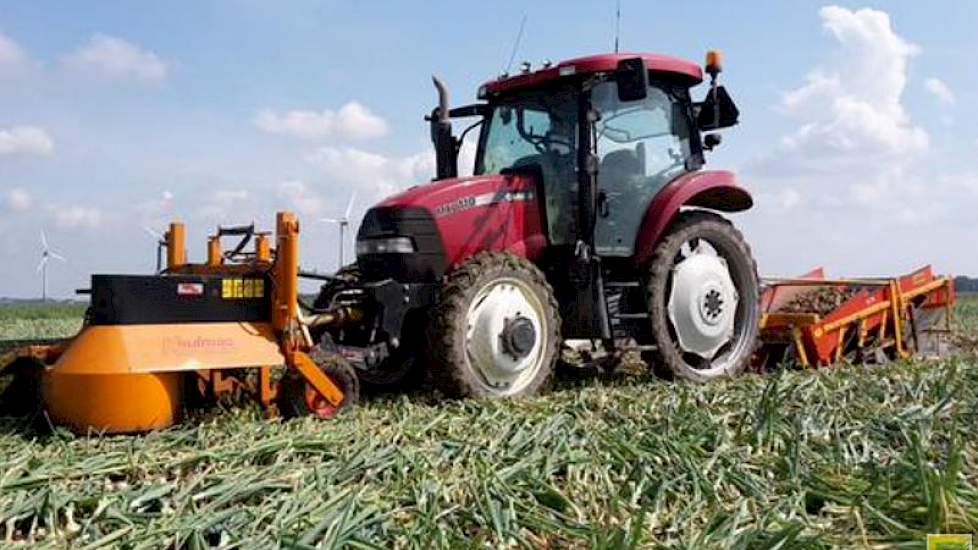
[644,211,760,382]
[428,252,560,399]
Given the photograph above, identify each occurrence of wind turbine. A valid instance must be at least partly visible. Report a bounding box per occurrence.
[320,192,357,269]
[37,230,67,302]
[143,226,166,273]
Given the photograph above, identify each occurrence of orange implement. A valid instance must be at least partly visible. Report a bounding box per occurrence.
[0,211,356,434]
[757,266,955,369]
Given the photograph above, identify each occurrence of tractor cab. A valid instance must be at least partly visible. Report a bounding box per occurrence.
[436,53,739,256]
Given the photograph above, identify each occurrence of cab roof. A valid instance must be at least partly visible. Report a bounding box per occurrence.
[481,53,704,97]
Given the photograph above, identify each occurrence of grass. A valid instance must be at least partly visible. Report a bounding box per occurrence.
[0,303,85,353]
[0,299,976,547]
[956,293,978,334]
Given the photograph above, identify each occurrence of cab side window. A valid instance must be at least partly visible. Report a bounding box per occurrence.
[592,81,693,256]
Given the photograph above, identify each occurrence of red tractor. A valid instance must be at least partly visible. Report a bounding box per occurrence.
[313,51,758,398]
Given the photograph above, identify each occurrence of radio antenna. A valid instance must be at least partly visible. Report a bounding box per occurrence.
[504,14,528,75]
[614,0,621,53]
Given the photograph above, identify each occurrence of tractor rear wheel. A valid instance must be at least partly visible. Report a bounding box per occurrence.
[428,252,560,398]
[278,350,359,419]
[644,211,759,382]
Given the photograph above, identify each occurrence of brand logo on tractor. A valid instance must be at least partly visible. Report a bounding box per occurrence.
[434,196,477,217]
[434,190,535,218]
[162,336,236,355]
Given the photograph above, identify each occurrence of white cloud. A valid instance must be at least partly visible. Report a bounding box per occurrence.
[136,190,176,226]
[750,6,929,199]
[0,126,54,156]
[775,6,926,166]
[197,189,252,221]
[50,205,103,229]
[213,189,248,202]
[306,146,433,200]
[5,187,32,211]
[740,6,978,277]
[774,188,803,210]
[63,34,168,83]
[0,32,24,67]
[254,102,388,141]
[277,180,327,217]
[924,77,955,106]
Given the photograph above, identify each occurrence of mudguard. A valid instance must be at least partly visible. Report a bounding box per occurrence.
[632,170,753,266]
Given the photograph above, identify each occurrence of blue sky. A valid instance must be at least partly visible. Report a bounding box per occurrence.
[1,1,976,298]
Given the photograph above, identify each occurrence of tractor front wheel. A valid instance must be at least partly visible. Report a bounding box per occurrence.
[428,252,561,398]
[644,211,760,382]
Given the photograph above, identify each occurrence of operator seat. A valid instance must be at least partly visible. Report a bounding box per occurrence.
[600,149,643,185]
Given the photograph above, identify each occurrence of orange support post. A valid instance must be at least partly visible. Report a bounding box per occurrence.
[272,212,345,408]
[255,233,271,263]
[273,212,300,333]
[207,237,223,266]
[166,222,186,269]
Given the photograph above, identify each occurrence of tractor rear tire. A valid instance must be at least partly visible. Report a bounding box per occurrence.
[428,252,560,399]
[643,211,760,382]
[278,349,359,419]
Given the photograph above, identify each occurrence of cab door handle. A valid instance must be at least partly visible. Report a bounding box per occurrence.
[597,191,610,218]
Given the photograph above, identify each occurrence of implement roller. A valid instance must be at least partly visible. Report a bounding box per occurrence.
[0,212,358,433]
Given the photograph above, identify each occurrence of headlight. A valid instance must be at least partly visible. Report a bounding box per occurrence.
[356,236,416,255]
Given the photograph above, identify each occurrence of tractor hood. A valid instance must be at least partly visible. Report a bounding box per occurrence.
[375,174,514,213]
[358,172,546,283]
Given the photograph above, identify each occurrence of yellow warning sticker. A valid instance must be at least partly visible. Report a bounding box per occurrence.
[222,278,264,299]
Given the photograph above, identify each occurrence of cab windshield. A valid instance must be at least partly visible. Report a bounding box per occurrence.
[475,86,578,176]
[475,86,580,245]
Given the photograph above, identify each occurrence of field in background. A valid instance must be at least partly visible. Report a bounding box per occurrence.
[0,302,85,350]
[0,298,975,547]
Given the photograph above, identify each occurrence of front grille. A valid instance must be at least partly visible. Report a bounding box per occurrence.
[356,207,446,283]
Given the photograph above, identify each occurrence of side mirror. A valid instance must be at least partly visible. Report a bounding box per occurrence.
[616,58,648,102]
[703,133,722,151]
[696,85,739,130]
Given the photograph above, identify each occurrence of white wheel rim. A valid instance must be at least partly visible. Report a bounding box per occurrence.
[464,276,548,396]
[667,239,740,374]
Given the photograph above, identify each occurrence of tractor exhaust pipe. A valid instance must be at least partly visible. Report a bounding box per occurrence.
[429,76,458,180]
[433,76,450,125]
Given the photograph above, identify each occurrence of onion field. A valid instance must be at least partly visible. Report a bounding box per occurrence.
[0,298,976,548]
